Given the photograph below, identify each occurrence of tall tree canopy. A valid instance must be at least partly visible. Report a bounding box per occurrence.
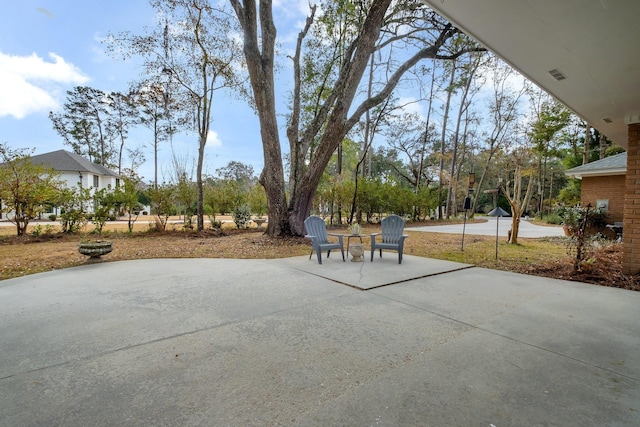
[231,0,481,236]
[108,0,243,231]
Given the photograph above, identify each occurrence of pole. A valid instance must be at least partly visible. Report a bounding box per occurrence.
[495,215,499,259]
[461,210,467,251]
[549,171,554,215]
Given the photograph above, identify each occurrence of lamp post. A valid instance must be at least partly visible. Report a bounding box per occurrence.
[461,173,476,251]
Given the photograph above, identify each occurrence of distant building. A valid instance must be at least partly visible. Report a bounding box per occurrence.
[30,149,120,193]
[1,150,119,219]
[564,152,626,223]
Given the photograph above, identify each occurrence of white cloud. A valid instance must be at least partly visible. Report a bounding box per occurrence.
[207,130,222,148]
[273,0,311,17]
[0,51,89,119]
[397,96,425,118]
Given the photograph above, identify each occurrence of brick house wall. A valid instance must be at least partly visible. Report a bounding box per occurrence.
[624,123,640,274]
[580,175,625,223]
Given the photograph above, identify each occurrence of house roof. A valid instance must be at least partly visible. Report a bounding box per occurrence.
[564,152,626,179]
[421,0,640,149]
[30,150,119,177]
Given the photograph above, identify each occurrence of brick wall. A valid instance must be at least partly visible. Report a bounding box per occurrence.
[581,175,625,223]
[623,123,640,274]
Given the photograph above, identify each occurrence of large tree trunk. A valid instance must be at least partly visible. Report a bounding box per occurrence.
[232,0,288,236]
[439,61,456,219]
[285,0,391,235]
[509,214,521,244]
[233,0,475,236]
[196,135,205,231]
[504,164,535,245]
[583,123,590,165]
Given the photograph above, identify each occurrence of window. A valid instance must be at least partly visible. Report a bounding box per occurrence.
[93,175,99,188]
[115,178,120,188]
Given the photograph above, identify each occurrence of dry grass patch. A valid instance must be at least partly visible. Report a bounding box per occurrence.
[0,220,638,291]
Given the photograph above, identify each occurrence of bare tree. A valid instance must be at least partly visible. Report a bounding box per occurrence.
[231,0,482,236]
[132,80,182,188]
[501,146,536,245]
[49,86,113,166]
[106,91,138,176]
[444,51,484,218]
[108,0,242,231]
[471,58,529,217]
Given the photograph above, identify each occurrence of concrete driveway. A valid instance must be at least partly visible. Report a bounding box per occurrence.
[408,217,566,238]
[1,255,638,426]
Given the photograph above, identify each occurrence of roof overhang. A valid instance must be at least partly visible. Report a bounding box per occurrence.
[421,0,640,149]
[565,168,626,180]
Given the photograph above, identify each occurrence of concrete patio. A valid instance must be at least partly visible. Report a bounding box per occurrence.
[1,255,638,426]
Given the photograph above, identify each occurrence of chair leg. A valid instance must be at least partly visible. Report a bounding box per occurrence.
[340,248,345,261]
[316,249,323,264]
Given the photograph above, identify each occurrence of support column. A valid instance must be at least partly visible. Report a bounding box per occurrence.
[623,122,640,274]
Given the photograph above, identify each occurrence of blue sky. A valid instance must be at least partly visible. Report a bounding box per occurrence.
[0,0,311,182]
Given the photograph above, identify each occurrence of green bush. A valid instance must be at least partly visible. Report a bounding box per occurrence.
[48,214,57,221]
[31,224,43,237]
[542,212,563,225]
[233,204,252,229]
[558,205,608,235]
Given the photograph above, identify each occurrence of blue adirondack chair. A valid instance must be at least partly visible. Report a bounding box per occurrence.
[370,215,408,264]
[304,216,345,264]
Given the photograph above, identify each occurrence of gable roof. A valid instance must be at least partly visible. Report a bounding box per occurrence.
[565,152,626,179]
[30,150,119,177]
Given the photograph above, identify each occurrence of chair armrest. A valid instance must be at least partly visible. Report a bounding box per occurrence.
[370,232,380,237]
[327,233,344,243]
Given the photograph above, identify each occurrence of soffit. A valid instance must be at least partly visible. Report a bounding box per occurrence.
[421,0,640,148]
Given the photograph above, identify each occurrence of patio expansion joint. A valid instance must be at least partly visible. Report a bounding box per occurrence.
[297,264,477,291]
[362,265,476,291]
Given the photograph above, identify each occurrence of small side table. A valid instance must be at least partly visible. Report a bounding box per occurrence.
[345,234,363,252]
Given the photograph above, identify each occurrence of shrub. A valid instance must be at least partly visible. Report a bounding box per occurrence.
[48,214,57,221]
[233,204,252,229]
[542,212,562,225]
[31,224,43,237]
[558,205,608,235]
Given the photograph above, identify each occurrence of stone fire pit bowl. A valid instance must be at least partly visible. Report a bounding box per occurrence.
[78,241,113,259]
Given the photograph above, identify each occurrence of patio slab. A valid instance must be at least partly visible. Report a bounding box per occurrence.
[1,257,638,426]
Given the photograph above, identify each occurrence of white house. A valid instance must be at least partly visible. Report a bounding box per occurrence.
[26,150,120,217]
[30,149,120,192]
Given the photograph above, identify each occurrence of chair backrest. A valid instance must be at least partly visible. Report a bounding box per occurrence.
[381,215,405,243]
[304,216,329,243]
